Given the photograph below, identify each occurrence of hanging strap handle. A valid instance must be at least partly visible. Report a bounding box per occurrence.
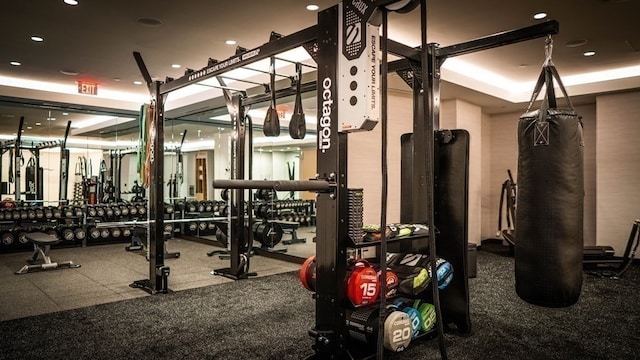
[525,36,575,114]
[294,62,303,114]
[269,56,277,109]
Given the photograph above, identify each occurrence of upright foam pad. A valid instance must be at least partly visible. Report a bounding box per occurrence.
[515,65,584,307]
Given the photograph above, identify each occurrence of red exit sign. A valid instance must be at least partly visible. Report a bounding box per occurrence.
[77,81,98,95]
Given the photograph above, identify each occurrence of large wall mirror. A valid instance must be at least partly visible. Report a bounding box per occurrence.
[0,89,318,260]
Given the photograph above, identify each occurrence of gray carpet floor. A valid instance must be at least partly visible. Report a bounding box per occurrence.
[0,245,638,360]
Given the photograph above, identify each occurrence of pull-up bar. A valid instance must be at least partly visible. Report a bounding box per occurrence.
[436,20,559,59]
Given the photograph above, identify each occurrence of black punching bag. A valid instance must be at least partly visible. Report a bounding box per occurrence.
[515,63,584,307]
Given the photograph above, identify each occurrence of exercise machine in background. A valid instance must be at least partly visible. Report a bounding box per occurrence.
[584,219,640,278]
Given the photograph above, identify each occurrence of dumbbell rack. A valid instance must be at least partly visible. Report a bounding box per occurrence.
[0,204,84,252]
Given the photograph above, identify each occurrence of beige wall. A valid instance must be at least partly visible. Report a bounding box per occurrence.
[348,89,413,225]
[480,112,493,239]
[596,91,640,253]
[440,99,483,244]
[300,147,317,201]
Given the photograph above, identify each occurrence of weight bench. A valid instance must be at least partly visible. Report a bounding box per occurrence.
[278,221,306,245]
[15,232,81,275]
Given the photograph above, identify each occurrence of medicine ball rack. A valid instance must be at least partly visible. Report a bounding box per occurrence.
[130,0,559,357]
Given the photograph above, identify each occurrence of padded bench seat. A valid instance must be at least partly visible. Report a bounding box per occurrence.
[15,232,81,275]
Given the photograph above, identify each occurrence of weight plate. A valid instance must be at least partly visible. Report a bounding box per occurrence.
[89,228,100,239]
[62,228,75,241]
[1,232,15,245]
[74,228,86,240]
[100,229,110,238]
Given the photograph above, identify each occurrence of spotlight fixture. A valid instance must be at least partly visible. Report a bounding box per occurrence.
[225,40,236,45]
[533,12,547,20]
[133,80,143,85]
[10,61,21,66]
[583,51,596,56]
[306,4,319,10]
[171,64,181,68]
[60,69,79,76]
[64,0,78,5]
[31,35,44,42]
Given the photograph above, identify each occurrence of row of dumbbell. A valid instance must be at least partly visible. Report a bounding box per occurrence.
[0,203,148,222]
[254,207,315,225]
[261,200,315,210]
[0,226,85,248]
[168,200,224,214]
[84,203,147,219]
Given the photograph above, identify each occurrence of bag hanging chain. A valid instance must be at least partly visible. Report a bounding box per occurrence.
[544,35,554,67]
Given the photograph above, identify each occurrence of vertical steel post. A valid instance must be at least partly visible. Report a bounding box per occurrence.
[313,3,349,356]
[230,94,246,277]
[148,81,167,293]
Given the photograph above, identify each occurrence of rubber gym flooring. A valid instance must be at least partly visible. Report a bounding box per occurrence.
[0,237,301,321]
[0,241,638,359]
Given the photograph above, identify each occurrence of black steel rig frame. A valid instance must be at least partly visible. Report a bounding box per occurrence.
[132,1,558,358]
[0,118,71,204]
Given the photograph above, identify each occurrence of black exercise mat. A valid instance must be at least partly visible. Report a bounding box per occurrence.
[1,250,638,360]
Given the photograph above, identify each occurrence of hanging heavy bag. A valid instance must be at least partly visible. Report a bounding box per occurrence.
[25,157,36,201]
[515,38,584,307]
[288,62,306,139]
[263,56,280,137]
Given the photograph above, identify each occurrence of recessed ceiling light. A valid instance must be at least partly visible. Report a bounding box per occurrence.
[64,0,78,5]
[519,64,528,68]
[10,61,21,66]
[31,35,44,42]
[171,64,181,68]
[306,4,319,10]
[27,126,33,130]
[47,117,56,121]
[583,51,596,56]
[60,69,79,76]
[225,40,236,45]
[35,122,42,126]
[133,80,143,85]
[62,112,69,116]
[565,39,588,48]
[136,17,162,26]
[533,12,547,20]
